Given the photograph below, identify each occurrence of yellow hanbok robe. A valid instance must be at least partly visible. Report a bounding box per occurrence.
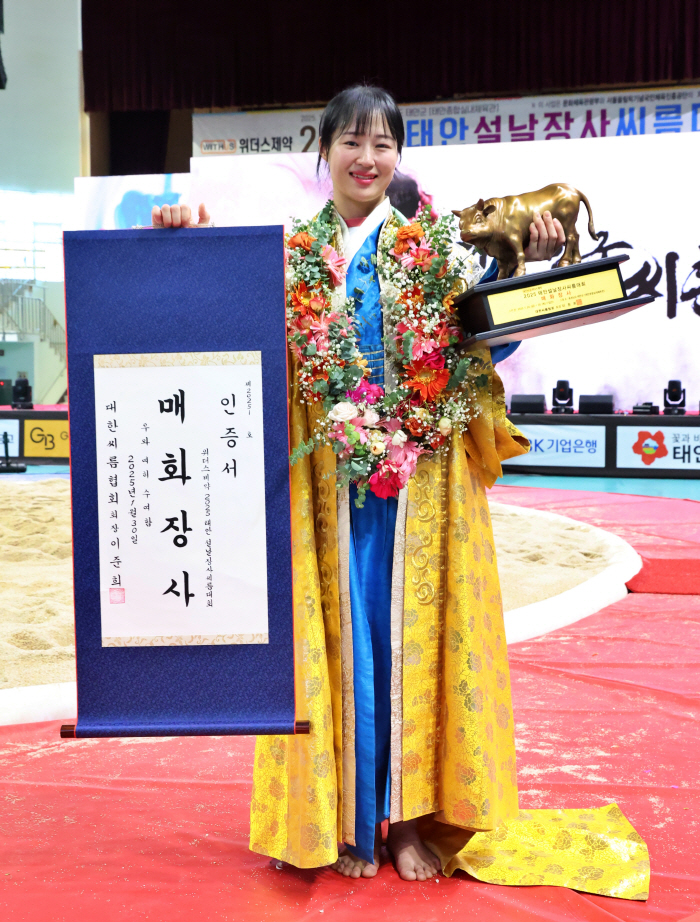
[249,207,649,900]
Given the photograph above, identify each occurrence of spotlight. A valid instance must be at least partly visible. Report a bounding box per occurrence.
[510,394,546,414]
[11,377,33,410]
[663,379,686,416]
[552,379,574,414]
[579,394,614,414]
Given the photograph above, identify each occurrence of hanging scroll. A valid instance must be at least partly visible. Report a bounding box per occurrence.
[63,226,297,737]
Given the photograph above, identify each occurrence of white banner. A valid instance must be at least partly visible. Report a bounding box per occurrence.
[187,130,700,412]
[93,352,269,647]
[192,85,700,157]
[504,424,606,468]
[0,419,19,457]
[617,425,700,470]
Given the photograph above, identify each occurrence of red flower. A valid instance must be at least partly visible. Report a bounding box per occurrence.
[404,356,450,401]
[369,465,403,499]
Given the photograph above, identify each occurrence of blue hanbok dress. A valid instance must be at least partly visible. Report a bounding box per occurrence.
[339,201,519,863]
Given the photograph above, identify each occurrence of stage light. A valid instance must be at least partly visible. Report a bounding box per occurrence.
[510,394,546,414]
[663,379,686,415]
[11,377,33,410]
[552,379,574,414]
[579,394,614,414]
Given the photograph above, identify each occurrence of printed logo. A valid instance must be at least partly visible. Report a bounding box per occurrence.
[109,588,125,604]
[631,430,669,465]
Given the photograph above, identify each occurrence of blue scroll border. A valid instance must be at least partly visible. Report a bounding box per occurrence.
[63,225,297,737]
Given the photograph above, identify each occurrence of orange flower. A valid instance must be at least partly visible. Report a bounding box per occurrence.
[398,285,425,308]
[405,359,450,401]
[288,232,316,251]
[442,291,456,313]
[406,416,427,437]
[291,281,325,316]
[392,222,425,255]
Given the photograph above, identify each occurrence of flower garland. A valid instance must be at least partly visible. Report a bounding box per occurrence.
[287,200,486,505]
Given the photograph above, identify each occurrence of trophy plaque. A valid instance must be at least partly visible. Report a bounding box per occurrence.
[456,255,653,347]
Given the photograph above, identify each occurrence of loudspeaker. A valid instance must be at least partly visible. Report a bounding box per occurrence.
[510,394,546,414]
[579,394,614,414]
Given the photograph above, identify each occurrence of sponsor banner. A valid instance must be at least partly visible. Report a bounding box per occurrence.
[192,85,700,156]
[505,424,606,468]
[617,425,700,470]
[23,418,69,457]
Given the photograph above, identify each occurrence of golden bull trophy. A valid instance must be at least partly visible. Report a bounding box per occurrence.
[452,183,654,348]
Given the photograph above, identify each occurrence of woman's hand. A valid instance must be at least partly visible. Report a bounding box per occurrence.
[523,210,565,261]
[151,202,211,228]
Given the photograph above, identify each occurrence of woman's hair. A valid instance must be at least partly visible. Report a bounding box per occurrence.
[317,84,405,173]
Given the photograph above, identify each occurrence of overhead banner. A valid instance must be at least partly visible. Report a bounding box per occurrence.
[187,130,700,413]
[193,85,700,156]
[63,225,295,737]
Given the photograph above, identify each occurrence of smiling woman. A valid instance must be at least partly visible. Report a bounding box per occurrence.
[148,83,645,897]
[316,85,404,220]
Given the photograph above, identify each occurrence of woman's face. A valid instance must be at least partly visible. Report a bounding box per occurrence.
[322,113,399,217]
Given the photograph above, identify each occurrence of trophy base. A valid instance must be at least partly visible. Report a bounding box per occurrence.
[456,255,654,348]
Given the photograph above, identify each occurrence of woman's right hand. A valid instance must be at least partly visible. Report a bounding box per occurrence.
[151,202,211,228]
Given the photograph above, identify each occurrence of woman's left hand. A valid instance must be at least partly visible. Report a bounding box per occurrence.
[523,210,566,261]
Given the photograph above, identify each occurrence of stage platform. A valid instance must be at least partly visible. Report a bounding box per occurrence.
[0,484,699,921]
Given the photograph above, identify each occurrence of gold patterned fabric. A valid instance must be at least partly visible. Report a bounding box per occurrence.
[419,803,650,899]
[249,208,650,900]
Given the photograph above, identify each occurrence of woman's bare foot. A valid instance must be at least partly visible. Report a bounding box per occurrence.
[387,819,442,881]
[331,825,381,879]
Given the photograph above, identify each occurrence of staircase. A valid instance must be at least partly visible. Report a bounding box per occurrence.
[0,279,66,361]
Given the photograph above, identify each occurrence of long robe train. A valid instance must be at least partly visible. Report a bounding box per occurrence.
[249,352,650,900]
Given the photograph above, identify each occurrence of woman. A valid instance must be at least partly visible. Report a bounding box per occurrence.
[152,87,646,896]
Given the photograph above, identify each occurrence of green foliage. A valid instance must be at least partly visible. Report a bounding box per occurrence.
[289,436,316,466]
[447,356,471,390]
[353,482,369,509]
[402,331,415,363]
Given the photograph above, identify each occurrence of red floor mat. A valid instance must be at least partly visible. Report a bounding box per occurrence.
[2,490,700,921]
[490,486,700,594]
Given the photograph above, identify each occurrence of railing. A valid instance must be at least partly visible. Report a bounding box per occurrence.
[0,278,66,360]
